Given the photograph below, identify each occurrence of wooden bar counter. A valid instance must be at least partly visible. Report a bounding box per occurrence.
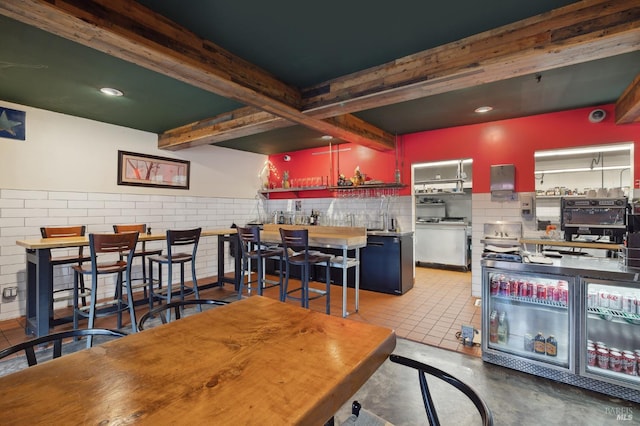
[261,224,367,317]
[16,228,239,337]
[0,296,396,425]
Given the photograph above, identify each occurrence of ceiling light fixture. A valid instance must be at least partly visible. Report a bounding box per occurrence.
[535,165,629,175]
[474,106,493,113]
[100,87,124,97]
[534,143,632,158]
[414,159,473,168]
[321,135,333,140]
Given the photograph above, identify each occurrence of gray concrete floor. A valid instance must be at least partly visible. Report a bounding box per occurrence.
[335,338,640,425]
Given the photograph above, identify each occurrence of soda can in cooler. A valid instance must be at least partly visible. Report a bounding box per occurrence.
[622,294,636,314]
[546,285,555,301]
[490,275,499,295]
[623,354,637,376]
[536,284,547,300]
[598,289,609,308]
[526,282,535,298]
[588,289,598,308]
[499,278,509,296]
[634,295,640,314]
[609,351,623,372]
[560,287,569,306]
[597,348,610,369]
[509,279,519,297]
[587,346,597,367]
[609,292,622,311]
[518,282,527,297]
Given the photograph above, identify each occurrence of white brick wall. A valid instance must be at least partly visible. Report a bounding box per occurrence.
[471,192,525,297]
[266,192,533,299]
[265,195,413,232]
[1,188,534,320]
[0,188,256,321]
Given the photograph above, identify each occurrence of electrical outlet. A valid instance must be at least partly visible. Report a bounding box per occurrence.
[2,286,18,298]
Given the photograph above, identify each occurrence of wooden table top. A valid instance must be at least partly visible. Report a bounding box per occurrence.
[261,224,367,249]
[0,296,396,425]
[15,228,237,250]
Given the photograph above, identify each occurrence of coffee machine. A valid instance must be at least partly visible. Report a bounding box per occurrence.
[561,197,627,243]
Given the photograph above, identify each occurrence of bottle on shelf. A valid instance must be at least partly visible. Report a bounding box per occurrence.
[534,332,546,354]
[497,312,508,344]
[546,335,558,356]
[489,310,499,343]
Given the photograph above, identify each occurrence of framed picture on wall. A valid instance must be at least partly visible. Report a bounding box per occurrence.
[0,106,26,141]
[117,150,190,189]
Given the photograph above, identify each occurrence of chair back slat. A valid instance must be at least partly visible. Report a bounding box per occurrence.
[237,226,262,257]
[137,299,229,330]
[113,224,146,234]
[279,228,310,259]
[90,232,139,256]
[89,233,139,270]
[167,228,201,246]
[389,354,494,426]
[238,226,260,244]
[40,225,87,258]
[40,225,86,238]
[0,329,127,368]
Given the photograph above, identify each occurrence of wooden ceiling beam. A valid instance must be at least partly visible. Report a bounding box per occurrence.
[159,0,640,149]
[302,0,640,115]
[0,0,394,151]
[159,106,287,150]
[615,73,640,124]
[158,107,395,151]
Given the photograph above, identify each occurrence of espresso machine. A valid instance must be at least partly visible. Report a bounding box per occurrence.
[561,197,627,243]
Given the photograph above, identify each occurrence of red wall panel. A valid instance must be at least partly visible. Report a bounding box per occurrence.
[268,104,640,196]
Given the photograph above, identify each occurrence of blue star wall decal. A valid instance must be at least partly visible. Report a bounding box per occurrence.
[0,107,26,140]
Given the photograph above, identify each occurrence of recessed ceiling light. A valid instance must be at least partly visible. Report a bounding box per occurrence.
[321,135,333,140]
[100,87,124,97]
[474,106,493,113]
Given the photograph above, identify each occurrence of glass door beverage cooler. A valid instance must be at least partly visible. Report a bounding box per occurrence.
[482,268,575,374]
[580,278,640,392]
[482,259,640,403]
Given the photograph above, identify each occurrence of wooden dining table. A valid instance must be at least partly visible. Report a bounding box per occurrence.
[0,296,396,425]
[261,224,367,318]
[15,228,239,337]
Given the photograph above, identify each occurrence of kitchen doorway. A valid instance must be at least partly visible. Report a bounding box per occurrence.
[412,159,473,271]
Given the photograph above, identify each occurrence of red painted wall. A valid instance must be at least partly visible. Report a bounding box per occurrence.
[267,142,397,199]
[268,104,640,196]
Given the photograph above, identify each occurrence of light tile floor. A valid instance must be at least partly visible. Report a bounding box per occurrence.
[0,267,479,355]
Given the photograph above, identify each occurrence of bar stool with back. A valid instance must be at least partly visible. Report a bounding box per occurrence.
[279,228,332,314]
[40,226,91,319]
[113,224,162,300]
[236,225,284,300]
[147,228,202,317]
[71,232,140,344]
